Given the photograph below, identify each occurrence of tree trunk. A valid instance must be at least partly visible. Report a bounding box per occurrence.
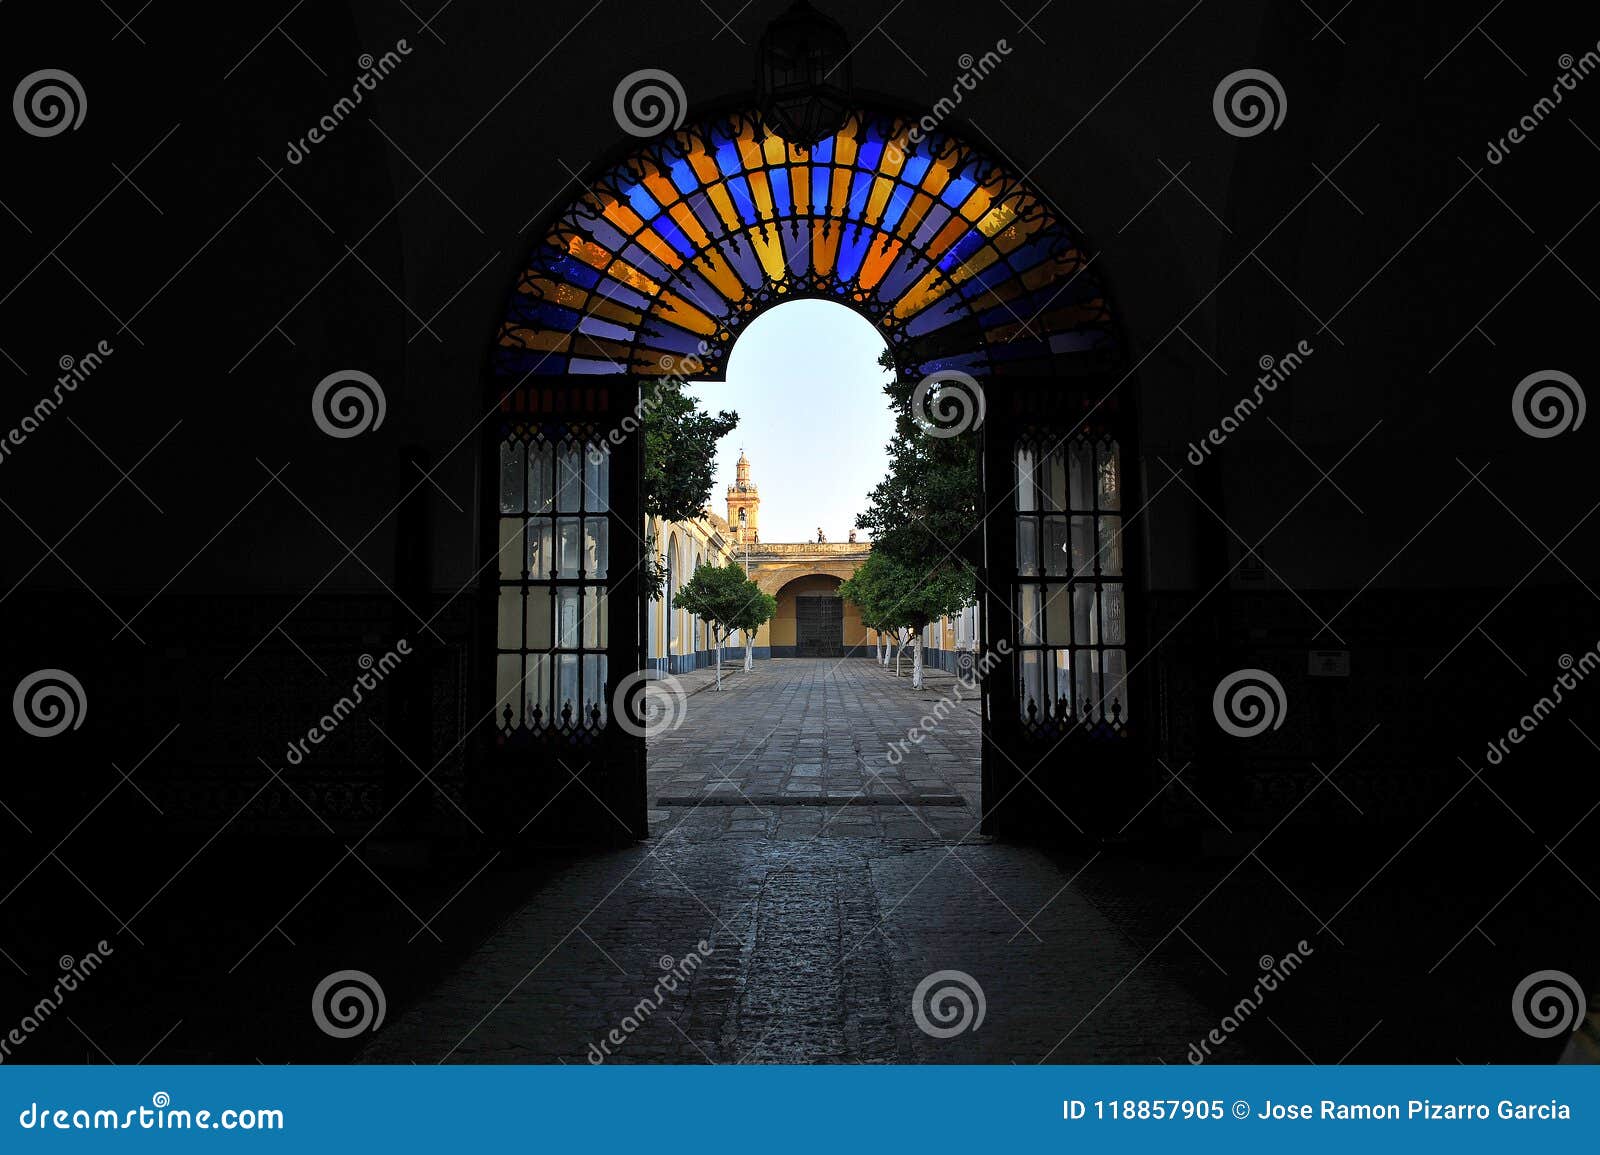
[714,629,722,690]
[912,634,924,690]
[895,632,905,677]
[744,635,754,671]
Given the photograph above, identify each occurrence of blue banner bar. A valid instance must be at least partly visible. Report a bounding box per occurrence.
[1,1066,1595,1152]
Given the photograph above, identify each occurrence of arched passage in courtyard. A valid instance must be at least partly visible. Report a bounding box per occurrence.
[485,102,1141,843]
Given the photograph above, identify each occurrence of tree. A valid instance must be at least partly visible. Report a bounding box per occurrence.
[849,350,978,686]
[640,380,738,598]
[856,348,981,571]
[838,549,969,689]
[731,584,778,673]
[644,380,737,522]
[837,565,898,668]
[674,561,775,690]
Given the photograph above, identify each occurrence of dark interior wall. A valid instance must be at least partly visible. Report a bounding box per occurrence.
[7,1,1593,598]
[1,0,1596,823]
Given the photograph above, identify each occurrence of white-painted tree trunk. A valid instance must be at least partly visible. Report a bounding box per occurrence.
[912,635,924,689]
[713,629,723,690]
[894,632,906,677]
[743,634,754,671]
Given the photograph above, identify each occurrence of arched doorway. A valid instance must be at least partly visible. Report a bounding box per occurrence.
[485,105,1139,842]
[773,574,847,657]
[664,530,680,671]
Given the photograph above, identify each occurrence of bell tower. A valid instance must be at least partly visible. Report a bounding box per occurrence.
[726,449,760,546]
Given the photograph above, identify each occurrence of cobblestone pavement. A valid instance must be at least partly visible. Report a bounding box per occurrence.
[650,658,979,807]
[363,659,1228,1064]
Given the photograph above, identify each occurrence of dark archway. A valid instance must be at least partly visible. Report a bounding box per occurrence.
[485,104,1141,843]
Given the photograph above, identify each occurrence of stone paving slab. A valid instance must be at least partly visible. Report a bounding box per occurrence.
[647,658,979,808]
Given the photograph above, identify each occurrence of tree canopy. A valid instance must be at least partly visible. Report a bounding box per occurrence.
[855,348,981,571]
[674,560,776,689]
[837,548,969,636]
[639,379,737,599]
[850,348,979,633]
[643,380,738,523]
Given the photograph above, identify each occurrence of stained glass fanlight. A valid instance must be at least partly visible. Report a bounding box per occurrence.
[494,108,1117,383]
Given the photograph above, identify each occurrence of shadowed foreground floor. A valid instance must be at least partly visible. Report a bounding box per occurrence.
[362,659,1221,1063]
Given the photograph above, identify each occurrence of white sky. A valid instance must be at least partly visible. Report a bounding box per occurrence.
[687,298,897,544]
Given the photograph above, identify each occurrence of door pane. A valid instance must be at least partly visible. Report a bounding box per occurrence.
[1051,649,1072,710]
[498,518,525,580]
[584,654,608,722]
[584,447,610,512]
[557,655,579,719]
[1017,584,1044,645]
[1042,516,1070,576]
[556,588,580,647]
[557,518,582,577]
[1103,649,1129,720]
[526,520,554,580]
[525,587,552,650]
[1068,515,1095,577]
[1019,649,1042,718]
[1043,583,1072,645]
[499,440,525,513]
[523,655,551,724]
[1072,584,1097,646]
[1039,446,1067,511]
[495,654,522,719]
[585,517,609,579]
[1100,583,1125,644]
[496,587,522,650]
[1097,515,1124,576]
[1016,517,1039,576]
[528,443,554,513]
[583,589,608,648]
[1014,445,1037,512]
[1096,440,1121,510]
[1067,439,1093,510]
[556,443,582,511]
[1074,649,1098,714]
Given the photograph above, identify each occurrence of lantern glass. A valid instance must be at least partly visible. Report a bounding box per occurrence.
[758,1,852,145]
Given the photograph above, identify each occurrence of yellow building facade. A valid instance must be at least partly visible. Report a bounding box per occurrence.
[645,453,974,674]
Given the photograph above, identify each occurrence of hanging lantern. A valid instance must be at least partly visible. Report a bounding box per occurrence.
[757,1,852,145]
